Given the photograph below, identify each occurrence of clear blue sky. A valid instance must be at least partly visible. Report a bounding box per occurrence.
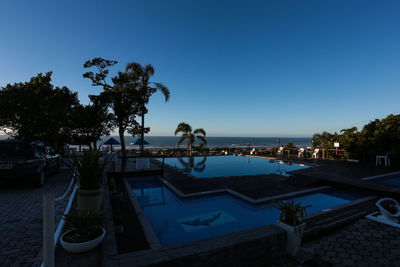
[1,0,399,137]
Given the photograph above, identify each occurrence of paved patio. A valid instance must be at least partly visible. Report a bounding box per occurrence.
[0,170,74,266]
[301,218,400,266]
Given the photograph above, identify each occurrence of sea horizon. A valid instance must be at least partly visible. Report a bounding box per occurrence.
[0,134,312,148]
[99,136,312,149]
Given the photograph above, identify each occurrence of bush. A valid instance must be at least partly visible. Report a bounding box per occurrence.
[311,114,400,163]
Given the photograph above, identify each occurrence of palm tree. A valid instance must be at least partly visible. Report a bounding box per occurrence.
[125,62,170,156]
[175,122,206,156]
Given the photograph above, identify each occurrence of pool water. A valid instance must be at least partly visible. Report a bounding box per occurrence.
[159,156,308,178]
[129,177,365,246]
[372,174,400,186]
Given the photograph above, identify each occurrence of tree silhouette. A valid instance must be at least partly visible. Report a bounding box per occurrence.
[83,58,140,156]
[175,122,206,156]
[0,72,79,151]
[125,62,170,156]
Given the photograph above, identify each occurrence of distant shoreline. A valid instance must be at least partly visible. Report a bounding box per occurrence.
[0,135,312,148]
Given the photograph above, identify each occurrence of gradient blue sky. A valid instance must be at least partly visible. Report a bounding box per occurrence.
[1,0,399,137]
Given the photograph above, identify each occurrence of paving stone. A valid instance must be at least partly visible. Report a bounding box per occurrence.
[326,251,336,257]
[302,218,400,267]
[355,260,369,266]
[338,253,349,259]
[334,247,344,253]
[330,257,340,264]
[351,254,362,261]
[377,258,391,266]
[342,259,354,266]
[0,171,73,265]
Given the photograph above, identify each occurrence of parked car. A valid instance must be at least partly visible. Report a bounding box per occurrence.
[0,140,61,186]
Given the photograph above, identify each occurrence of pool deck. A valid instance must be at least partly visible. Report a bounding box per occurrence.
[300,218,400,266]
[104,156,400,266]
[293,160,400,194]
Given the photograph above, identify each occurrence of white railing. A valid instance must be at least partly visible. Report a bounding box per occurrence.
[42,170,78,267]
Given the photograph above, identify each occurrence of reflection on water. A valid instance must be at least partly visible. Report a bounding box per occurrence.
[161,156,308,178]
[177,157,207,173]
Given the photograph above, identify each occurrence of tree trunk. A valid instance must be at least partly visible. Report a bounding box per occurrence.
[119,124,126,157]
[140,113,145,157]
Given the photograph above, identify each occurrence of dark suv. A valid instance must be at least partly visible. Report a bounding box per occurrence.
[0,140,61,186]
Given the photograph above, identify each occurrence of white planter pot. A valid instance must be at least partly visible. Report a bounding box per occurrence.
[276,221,306,257]
[77,187,103,210]
[60,228,106,253]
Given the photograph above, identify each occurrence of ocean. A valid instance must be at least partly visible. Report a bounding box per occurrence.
[99,136,311,149]
[0,134,311,148]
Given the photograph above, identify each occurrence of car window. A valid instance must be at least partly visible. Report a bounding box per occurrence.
[33,143,47,155]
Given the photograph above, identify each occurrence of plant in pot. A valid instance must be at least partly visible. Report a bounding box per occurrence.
[269,200,311,257]
[73,149,109,210]
[60,208,106,253]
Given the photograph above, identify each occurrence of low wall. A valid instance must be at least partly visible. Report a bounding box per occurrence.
[149,227,286,266]
[114,224,286,266]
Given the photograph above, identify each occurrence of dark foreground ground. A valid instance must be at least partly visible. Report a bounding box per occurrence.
[0,170,73,266]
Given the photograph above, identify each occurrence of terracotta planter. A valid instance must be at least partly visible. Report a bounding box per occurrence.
[276,221,306,256]
[60,228,106,253]
[77,187,103,210]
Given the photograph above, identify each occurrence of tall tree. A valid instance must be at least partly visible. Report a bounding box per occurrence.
[83,58,140,156]
[174,122,206,156]
[0,72,79,151]
[125,62,170,156]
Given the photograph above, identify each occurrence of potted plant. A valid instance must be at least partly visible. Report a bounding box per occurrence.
[270,200,311,256]
[60,209,106,253]
[73,149,109,210]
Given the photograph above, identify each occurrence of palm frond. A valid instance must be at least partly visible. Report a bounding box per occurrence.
[125,62,143,75]
[153,82,170,102]
[144,64,155,77]
[175,122,192,135]
[193,128,206,137]
[196,135,207,146]
[177,134,188,147]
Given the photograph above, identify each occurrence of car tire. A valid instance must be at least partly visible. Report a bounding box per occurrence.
[35,170,46,187]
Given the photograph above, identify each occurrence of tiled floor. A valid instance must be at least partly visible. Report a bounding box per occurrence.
[0,170,74,266]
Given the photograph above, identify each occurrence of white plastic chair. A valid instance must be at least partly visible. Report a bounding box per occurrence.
[312,149,319,159]
[376,155,390,166]
[277,147,284,156]
[298,148,304,158]
[250,148,256,155]
[376,198,400,223]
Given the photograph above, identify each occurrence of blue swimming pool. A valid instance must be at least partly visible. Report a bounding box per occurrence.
[129,176,365,246]
[159,156,308,178]
[372,174,400,186]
